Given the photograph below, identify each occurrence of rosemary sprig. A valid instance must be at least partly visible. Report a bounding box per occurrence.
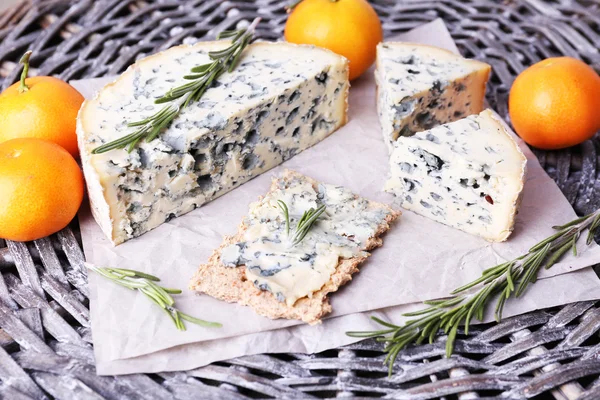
[293,205,326,246]
[277,200,290,236]
[278,200,326,246]
[88,265,222,330]
[92,18,261,154]
[347,208,600,375]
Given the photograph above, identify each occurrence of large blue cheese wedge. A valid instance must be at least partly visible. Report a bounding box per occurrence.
[376,42,491,151]
[77,42,349,245]
[191,170,400,324]
[385,109,526,242]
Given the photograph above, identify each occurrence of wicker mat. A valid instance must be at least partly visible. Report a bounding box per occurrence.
[0,0,599,399]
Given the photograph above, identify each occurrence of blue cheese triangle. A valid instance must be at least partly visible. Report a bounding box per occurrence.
[191,170,400,324]
[77,42,349,245]
[385,109,526,242]
[376,42,491,152]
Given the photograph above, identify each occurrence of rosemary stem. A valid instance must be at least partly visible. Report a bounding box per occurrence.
[245,16,261,34]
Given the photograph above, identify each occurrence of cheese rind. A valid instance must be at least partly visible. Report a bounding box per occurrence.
[191,170,400,324]
[384,109,527,242]
[376,42,491,152]
[77,42,349,245]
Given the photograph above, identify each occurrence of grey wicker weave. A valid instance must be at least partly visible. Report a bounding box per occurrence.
[0,0,599,399]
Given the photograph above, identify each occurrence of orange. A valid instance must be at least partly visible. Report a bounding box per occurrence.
[0,51,84,157]
[0,138,84,242]
[509,57,600,150]
[284,0,383,80]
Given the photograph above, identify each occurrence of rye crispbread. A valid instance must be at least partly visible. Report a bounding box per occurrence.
[190,170,400,324]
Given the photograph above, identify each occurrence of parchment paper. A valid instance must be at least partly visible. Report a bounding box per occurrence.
[72,19,600,375]
[95,267,600,375]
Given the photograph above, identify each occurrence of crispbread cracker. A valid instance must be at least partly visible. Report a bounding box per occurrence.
[190,170,400,324]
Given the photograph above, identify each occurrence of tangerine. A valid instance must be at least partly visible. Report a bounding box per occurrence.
[0,51,84,157]
[0,138,84,242]
[509,57,600,150]
[284,0,383,80]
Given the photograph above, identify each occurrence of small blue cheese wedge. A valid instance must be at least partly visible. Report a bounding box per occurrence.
[190,170,400,324]
[385,109,527,242]
[78,41,349,245]
[376,42,491,151]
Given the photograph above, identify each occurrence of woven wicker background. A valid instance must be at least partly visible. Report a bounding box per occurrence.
[0,0,599,399]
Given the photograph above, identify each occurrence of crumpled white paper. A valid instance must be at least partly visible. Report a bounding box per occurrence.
[91,267,600,375]
[71,19,600,375]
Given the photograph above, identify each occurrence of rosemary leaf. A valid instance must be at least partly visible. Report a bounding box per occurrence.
[423,296,465,308]
[545,240,574,270]
[163,307,178,327]
[422,298,448,306]
[173,311,185,331]
[191,63,216,74]
[552,214,589,230]
[277,200,290,236]
[529,228,568,252]
[110,267,160,281]
[346,328,396,338]
[92,18,261,154]
[216,29,239,39]
[445,323,459,357]
[371,316,401,329]
[587,214,600,244]
[88,265,221,331]
[178,311,223,328]
[402,306,438,317]
[495,289,508,322]
[140,287,167,308]
[506,264,514,291]
[428,320,442,344]
[346,208,600,375]
[451,271,494,294]
[515,243,550,296]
